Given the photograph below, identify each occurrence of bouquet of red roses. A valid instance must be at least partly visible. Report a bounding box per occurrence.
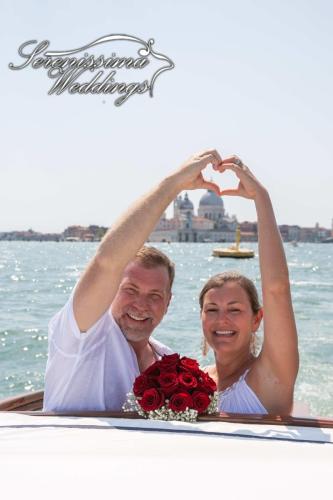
[123,353,218,422]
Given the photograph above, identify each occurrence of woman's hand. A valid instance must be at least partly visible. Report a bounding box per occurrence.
[214,155,266,200]
[171,149,222,196]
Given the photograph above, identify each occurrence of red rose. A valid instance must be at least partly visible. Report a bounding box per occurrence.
[139,388,165,412]
[178,371,198,391]
[159,364,179,374]
[180,357,200,374]
[160,353,180,368]
[144,361,161,378]
[133,374,151,397]
[168,391,193,412]
[199,372,217,394]
[158,372,179,396]
[192,390,211,413]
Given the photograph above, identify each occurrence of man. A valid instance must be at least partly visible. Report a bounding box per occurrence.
[43,149,222,411]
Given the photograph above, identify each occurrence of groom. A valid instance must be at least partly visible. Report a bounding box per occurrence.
[43,149,222,412]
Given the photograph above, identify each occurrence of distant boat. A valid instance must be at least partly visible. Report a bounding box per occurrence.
[64,237,81,242]
[291,240,298,247]
[212,227,254,259]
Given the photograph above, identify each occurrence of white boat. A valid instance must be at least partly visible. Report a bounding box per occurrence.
[0,391,332,500]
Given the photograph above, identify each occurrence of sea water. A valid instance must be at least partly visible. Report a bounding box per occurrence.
[0,241,332,417]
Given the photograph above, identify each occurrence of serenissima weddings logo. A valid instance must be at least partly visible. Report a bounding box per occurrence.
[8,34,175,106]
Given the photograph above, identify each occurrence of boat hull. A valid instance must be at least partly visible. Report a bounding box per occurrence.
[0,410,332,500]
[212,248,255,258]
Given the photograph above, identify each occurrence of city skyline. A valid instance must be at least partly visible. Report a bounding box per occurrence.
[0,188,332,234]
[1,187,331,244]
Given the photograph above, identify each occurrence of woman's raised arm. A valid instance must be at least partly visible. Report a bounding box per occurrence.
[217,157,299,413]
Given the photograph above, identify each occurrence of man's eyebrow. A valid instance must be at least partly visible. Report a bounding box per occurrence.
[123,282,165,293]
[122,282,139,288]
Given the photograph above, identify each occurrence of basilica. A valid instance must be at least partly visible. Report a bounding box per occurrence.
[149,189,238,243]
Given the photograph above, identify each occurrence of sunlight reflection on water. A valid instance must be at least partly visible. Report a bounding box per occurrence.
[0,241,332,416]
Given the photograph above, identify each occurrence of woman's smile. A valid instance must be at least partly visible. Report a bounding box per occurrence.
[214,330,237,337]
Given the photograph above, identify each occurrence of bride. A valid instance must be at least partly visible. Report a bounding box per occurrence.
[200,156,299,415]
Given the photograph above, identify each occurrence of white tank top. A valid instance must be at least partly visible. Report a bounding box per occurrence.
[218,369,268,414]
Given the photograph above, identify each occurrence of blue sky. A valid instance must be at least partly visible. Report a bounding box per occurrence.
[1,0,332,232]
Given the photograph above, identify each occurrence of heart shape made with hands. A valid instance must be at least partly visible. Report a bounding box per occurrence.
[201,162,243,198]
[214,160,257,200]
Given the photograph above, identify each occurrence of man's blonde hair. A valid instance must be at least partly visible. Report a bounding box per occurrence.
[135,246,175,290]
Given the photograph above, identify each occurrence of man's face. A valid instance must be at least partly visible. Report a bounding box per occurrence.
[111,261,171,344]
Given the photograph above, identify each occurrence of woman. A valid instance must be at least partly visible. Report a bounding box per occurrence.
[200,156,299,415]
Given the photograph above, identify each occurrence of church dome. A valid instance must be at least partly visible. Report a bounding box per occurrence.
[179,193,194,210]
[199,190,223,207]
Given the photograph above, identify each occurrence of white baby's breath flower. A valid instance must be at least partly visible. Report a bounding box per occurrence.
[123,389,218,422]
[207,392,219,414]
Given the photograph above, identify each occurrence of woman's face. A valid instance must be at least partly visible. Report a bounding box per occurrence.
[201,282,262,357]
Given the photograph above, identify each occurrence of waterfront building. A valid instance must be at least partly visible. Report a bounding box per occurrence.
[239,221,258,242]
[149,190,237,243]
[63,225,107,242]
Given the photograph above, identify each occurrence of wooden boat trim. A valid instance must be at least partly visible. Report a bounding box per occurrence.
[0,390,44,411]
[14,410,333,428]
[1,390,333,428]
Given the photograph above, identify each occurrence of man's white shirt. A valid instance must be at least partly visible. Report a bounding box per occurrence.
[43,292,173,411]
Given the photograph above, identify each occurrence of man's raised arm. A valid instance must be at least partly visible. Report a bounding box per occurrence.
[73,150,222,332]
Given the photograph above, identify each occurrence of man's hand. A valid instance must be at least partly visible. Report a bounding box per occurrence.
[73,148,223,332]
[171,149,222,196]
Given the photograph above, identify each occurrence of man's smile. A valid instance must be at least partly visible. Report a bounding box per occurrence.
[126,312,151,323]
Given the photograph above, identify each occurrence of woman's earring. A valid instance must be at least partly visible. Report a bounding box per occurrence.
[250,332,257,356]
[201,337,209,356]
